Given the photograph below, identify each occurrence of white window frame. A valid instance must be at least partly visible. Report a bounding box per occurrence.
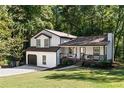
[42,55,46,65]
[36,39,41,47]
[44,39,49,47]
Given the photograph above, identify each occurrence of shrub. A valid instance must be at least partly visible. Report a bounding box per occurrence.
[98,60,111,68]
[82,60,112,68]
[0,61,4,66]
[60,57,75,66]
[0,59,11,67]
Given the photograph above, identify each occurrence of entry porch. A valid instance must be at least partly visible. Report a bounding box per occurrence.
[60,46,107,61]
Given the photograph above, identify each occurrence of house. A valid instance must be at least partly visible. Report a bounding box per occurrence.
[26,29,76,68]
[26,29,114,68]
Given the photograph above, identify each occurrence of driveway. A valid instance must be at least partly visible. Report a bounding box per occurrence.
[0,65,48,77]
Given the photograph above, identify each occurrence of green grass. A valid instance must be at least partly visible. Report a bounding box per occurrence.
[0,67,124,88]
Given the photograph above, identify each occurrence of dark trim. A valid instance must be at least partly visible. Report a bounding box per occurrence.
[26,47,60,52]
[34,33,51,39]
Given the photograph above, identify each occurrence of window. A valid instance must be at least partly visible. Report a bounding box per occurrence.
[36,39,41,47]
[44,39,49,47]
[93,47,100,55]
[42,55,46,65]
[80,47,86,54]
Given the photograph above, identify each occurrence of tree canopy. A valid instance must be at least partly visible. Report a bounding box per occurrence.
[0,5,124,64]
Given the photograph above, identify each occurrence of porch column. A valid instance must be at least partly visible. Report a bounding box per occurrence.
[74,47,77,57]
[77,47,80,59]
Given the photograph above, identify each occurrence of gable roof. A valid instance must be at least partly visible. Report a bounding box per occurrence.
[26,47,60,52]
[34,33,51,39]
[45,29,77,39]
[60,35,109,46]
[33,29,77,39]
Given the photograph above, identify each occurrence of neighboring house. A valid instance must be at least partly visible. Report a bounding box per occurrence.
[26,29,114,68]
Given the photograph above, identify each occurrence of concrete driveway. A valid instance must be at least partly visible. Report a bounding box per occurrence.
[0,65,48,77]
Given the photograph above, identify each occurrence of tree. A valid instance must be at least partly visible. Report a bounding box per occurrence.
[0,6,13,62]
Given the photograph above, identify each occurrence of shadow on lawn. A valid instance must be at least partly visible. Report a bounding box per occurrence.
[44,67,124,83]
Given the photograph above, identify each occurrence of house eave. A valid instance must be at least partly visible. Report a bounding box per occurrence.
[26,47,60,52]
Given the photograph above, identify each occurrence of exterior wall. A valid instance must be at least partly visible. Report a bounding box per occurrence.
[51,35,60,46]
[107,33,114,60]
[56,49,60,65]
[26,51,57,68]
[31,37,36,47]
[42,30,61,46]
[31,30,61,47]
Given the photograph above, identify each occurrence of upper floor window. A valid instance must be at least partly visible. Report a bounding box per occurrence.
[93,47,100,55]
[44,39,49,47]
[36,39,41,47]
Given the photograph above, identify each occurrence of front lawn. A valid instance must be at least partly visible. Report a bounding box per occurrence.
[0,67,124,88]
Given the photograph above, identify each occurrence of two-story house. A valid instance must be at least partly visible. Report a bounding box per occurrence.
[26,29,114,68]
[26,29,76,68]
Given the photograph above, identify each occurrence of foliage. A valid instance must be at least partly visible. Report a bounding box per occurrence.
[60,57,75,66]
[0,5,124,64]
[82,60,112,68]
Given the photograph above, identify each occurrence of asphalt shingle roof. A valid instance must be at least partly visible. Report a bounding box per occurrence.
[60,35,109,46]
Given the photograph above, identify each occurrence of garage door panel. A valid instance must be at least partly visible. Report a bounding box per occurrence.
[28,54,37,65]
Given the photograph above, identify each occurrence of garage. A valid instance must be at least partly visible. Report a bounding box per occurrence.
[28,54,37,66]
[26,47,60,68]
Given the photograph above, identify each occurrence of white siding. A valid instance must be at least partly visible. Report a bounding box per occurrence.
[42,30,61,46]
[30,37,36,47]
[107,33,114,60]
[26,51,57,68]
[51,35,60,46]
[30,30,61,47]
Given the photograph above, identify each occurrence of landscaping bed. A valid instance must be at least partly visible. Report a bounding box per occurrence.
[82,60,112,69]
